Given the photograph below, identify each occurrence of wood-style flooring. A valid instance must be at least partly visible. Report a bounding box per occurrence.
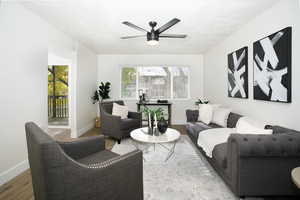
[0,125,186,200]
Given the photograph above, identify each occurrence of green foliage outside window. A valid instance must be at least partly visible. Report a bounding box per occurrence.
[48,65,68,96]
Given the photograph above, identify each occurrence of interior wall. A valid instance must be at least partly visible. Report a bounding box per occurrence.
[97,54,204,124]
[0,2,98,184]
[76,44,98,136]
[0,2,48,184]
[203,0,300,129]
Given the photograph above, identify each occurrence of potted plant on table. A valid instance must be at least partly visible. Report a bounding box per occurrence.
[195,98,209,106]
[143,107,168,135]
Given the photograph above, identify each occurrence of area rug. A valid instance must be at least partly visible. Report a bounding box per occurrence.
[111,135,238,200]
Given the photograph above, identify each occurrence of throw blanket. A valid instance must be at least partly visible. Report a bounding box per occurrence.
[197,128,236,158]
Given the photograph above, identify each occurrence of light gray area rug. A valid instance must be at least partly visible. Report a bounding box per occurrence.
[111,135,238,200]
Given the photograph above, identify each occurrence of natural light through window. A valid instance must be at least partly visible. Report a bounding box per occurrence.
[121,66,190,100]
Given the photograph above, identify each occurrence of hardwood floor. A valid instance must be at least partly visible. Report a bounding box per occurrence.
[0,125,186,200]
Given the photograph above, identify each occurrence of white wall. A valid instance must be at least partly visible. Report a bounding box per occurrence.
[0,2,98,185]
[97,54,204,124]
[204,0,300,129]
[76,44,98,136]
[0,2,48,184]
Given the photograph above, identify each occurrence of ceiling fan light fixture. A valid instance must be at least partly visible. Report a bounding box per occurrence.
[146,31,159,45]
[147,39,159,46]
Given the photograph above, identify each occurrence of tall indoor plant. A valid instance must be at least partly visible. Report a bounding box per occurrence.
[92,82,111,104]
[92,82,111,128]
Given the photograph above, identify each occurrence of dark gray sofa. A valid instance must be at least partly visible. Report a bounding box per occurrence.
[25,122,143,200]
[186,109,300,198]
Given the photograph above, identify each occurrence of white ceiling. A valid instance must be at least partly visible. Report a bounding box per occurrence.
[21,0,279,54]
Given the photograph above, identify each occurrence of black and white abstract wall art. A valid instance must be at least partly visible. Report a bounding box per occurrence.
[228,47,248,99]
[253,27,292,103]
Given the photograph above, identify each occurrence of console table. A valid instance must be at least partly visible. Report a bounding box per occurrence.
[137,102,172,125]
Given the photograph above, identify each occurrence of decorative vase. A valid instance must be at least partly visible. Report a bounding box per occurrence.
[157,117,168,134]
[147,115,154,135]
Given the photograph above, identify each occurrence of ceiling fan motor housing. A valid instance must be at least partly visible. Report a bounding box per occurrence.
[147,31,159,41]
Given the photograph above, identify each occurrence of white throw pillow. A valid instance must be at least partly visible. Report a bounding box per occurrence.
[198,104,213,125]
[112,103,128,119]
[212,107,232,127]
[199,104,220,111]
[236,117,273,135]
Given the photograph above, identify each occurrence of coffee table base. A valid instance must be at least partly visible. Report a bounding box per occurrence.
[131,140,178,162]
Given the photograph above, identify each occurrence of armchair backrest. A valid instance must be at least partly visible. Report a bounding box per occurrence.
[25,122,66,200]
[100,100,125,114]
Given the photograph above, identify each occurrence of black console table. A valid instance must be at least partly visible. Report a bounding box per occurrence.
[137,102,172,125]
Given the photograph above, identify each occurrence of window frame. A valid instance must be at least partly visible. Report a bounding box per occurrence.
[120,65,191,101]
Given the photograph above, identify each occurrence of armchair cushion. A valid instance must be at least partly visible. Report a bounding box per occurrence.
[77,150,120,165]
[120,118,141,130]
[112,103,129,119]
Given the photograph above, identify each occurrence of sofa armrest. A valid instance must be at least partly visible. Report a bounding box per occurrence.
[186,109,199,122]
[227,133,300,196]
[101,111,121,129]
[128,111,142,127]
[128,111,142,120]
[64,150,143,200]
[58,136,106,160]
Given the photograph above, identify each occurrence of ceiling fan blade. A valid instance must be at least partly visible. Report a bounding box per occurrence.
[121,35,146,39]
[156,18,180,34]
[160,34,187,38]
[122,21,148,33]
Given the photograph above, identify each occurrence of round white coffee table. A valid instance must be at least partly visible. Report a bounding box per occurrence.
[130,127,180,161]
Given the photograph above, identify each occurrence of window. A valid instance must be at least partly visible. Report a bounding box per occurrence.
[121,67,137,99]
[121,66,190,99]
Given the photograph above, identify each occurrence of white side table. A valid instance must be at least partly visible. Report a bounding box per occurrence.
[291,167,300,188]
[130,127,180,161]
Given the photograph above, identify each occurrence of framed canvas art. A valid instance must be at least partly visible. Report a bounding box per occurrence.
[228,46,248,99]
[253,27,292,103]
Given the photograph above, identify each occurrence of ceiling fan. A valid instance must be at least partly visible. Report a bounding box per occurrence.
[121,18,187,45]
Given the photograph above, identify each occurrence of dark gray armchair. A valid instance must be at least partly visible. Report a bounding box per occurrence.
[100,100,142,144]
[25,122,143,200]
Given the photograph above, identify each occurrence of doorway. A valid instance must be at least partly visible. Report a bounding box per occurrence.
[48,65,69,126]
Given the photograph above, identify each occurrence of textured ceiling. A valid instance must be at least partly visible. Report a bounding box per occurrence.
[21,0,279,54]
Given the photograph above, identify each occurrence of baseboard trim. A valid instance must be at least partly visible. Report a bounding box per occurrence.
[0,160,29,186]
[77,121,94,137]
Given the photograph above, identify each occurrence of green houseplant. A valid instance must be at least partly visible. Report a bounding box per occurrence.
[142,107,168,134]
[98,82,111,102]
[195,98,209,105]
[92,82,111,128]
[92,82,111,104]
[142,107,164,120]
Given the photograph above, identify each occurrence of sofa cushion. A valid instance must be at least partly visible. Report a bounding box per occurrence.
[212,143,227,169]
[236,117,273,135]
[186,122,212,138]
[77,150,119,165]
[198,104,214,124]
[120,118,140,130]
[212,107,232,127]
[227,112,243,128]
